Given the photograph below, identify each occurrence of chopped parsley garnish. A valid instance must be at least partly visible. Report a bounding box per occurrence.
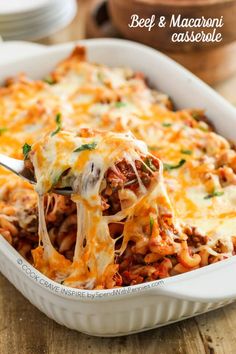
[53,173,62,186]
[164,159,186,171]
[150,216,154,235]
[22,143,31,159]
[43,76,56,85]
[204,191,224,200]
[115,101,127,108]
[181,149,192,155]
[162,122,172,127]
[51,113,62,137]
[0,127,7,135]
[74,142,97,153]
[143,158,157,172]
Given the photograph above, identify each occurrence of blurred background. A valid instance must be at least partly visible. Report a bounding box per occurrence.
[0,0,236,103]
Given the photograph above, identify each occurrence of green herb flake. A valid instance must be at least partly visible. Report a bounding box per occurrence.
[0,127,7,135]
[22,143,31,159]
[53,173,62,186]
[51,113,62,137]
[74,142,97,153]
[150,216,154,235]
[180,149,192,155]
[142,158,157,172]
[43,76,56,85]
[162,122,172,127]
[164,159,186,171]
[204,191,224,200]
[115,101,127,108]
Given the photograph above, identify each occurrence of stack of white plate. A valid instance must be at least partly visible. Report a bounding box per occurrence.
[0,0,77,41]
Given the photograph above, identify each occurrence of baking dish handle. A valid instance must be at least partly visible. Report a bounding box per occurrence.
[150,257,236,302]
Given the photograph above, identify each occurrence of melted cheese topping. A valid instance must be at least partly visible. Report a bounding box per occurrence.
[1,45,236,288]
[30,130,181,288]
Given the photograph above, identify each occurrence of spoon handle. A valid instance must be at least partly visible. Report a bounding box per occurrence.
[0,153,25,175]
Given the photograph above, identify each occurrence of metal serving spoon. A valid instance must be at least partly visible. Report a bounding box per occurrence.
[0,154,139,197]
[0,154,72,196]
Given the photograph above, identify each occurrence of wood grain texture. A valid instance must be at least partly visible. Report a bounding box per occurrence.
[1,273,236,354]
[1,1,236,353]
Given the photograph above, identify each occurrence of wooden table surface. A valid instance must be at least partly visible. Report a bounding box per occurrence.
[1,1,236,353]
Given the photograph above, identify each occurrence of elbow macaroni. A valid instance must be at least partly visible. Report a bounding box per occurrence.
[0,46,236,289]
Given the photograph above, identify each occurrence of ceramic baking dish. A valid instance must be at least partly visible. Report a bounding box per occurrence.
[1,39,236,337]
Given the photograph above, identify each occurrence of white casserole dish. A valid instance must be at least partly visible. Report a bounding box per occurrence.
[1,39,236,337]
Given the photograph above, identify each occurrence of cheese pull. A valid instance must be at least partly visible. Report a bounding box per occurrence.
[27,129,180,289]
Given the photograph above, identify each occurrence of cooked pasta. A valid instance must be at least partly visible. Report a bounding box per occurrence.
[0,46,236,289]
